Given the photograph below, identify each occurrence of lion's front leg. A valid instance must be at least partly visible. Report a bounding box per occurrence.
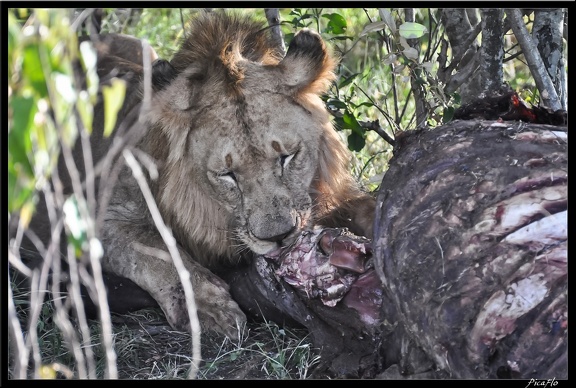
[100,223,246,339]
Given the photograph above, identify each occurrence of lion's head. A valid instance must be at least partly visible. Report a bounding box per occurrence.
[139,11,373,265]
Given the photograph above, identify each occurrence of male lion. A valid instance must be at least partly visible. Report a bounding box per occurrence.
[19,10,375,339]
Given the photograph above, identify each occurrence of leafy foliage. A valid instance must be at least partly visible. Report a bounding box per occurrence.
[9,10,87,221]
[8,8,125,380]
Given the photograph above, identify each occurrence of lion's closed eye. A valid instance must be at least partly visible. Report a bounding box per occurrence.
[218,171,238,185]
[280,146,301,171]
[280,153,295,169]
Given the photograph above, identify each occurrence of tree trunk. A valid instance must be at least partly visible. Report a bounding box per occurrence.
[223,119,567,379]
[479,9,504,96]
[532,9,567,109]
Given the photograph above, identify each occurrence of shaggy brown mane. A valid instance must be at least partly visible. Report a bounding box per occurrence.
[170,11,283,96]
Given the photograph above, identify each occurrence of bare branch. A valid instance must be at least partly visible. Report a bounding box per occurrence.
[440,9,483,104]
[404,8,427,128]
[359,119,396,147]
[356,85,398,142]
[466,9,480,26]
[50,245,89,379]
[265,8,286,56]
[444,50,480,95]
[505,9,562,111]
[122,149,202,379]
[451,22,482,67]
[440,9,475,48]
[437,25,480,96]
[7,255,30,379]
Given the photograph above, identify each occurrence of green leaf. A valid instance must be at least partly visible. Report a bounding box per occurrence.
[392,64,405,74]
[101,78,126,137]
[451,92,462,105]
[398,22,428,39]
[443,106,455,123]
[79,41,99,98]
[338,72,359,89]
[22,44,49,97]
[382,53,397,65]
[42,303,51,317]
[359,21,387,37]
[347,132,365,152]
[378,9,397,35]
[414,76,426,86]
[63,196,88,255]
[322,13,347,34]
[8,167,35,214]
[402,47,419,60]
[8,13,22,72]
[342,111,364,136]
[291,13,315,28]
[8,95,36,177]
[421,61,434,72]
[77,92,93,134]
[326,98,347,110]
[8,97,38,197]
[399,36,410,51]
[283,32,295,45]
[355,101,375,108]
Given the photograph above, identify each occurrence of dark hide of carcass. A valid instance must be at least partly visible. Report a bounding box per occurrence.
[222,119,568,379]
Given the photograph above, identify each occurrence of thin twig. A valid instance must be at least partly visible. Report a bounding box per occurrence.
[7,255,30,379]
[405,8,428,128]
[355,84,401,135]
[35,16,103,378]
[359,119,396,147]
[123,149,202,380]
[264,9,286,56]
[50,244,89,379]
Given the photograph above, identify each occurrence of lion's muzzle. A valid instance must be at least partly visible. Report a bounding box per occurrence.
[243,204,310,256]
[248,212,297,244]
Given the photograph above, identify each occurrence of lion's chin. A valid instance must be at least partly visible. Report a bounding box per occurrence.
[244,231,301,257]
[250,241,281,256]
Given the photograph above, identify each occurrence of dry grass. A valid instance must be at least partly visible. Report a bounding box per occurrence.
[8,272,324,380]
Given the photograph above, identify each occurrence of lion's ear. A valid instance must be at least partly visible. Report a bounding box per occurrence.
[279,29,336,95]
[152,59,178,91]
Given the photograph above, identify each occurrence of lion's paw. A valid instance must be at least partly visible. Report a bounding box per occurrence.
[192,276,247,340]
[158,280,246,340]
[197,298,246,340]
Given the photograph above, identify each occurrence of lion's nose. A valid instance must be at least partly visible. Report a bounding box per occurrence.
[250,217,296,244]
